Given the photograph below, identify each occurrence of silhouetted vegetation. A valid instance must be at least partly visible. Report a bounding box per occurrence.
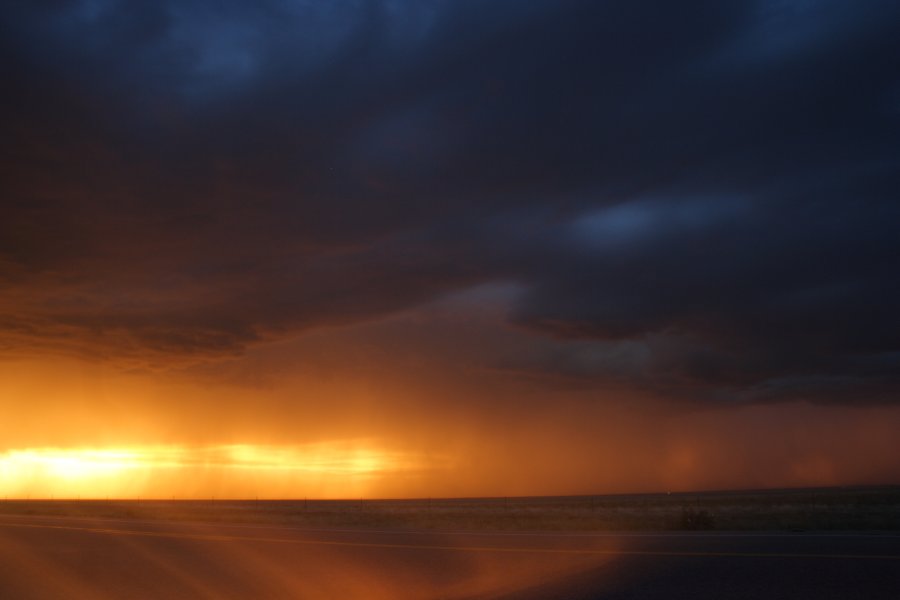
[681,507,716,530]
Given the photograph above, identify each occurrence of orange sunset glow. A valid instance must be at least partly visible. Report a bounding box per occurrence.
[0,443,427,499]
[3,345,900,500]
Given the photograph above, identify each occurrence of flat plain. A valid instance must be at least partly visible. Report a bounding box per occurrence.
[1,487,899,599]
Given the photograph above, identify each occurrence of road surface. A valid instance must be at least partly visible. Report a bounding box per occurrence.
[1,514,898,599]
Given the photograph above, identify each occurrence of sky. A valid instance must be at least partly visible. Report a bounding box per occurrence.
[1,0,899,499]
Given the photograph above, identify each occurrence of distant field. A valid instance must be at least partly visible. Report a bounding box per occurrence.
[2,486,899,532]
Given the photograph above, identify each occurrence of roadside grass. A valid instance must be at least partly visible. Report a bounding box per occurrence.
[2,486,899,532]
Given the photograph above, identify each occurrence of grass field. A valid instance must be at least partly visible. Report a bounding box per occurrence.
[2,486,899,532]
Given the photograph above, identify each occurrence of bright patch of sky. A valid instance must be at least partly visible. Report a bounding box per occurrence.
[570,197,748,250]
[727,0,867,63]
[165,0,444,99]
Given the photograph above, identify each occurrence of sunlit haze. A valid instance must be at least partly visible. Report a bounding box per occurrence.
[0,443,426,499]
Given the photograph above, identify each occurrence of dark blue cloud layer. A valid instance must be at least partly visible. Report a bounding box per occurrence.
[1,0,898,402]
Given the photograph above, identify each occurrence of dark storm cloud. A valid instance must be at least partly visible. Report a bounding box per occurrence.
[1,0,899,402]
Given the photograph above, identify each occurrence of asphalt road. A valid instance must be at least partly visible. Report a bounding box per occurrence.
[0,514,898,599]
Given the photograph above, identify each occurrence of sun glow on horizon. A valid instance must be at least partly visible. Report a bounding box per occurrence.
[0,442,429,499]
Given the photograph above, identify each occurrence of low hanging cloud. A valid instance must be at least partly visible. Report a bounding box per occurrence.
[1,0,899,403]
